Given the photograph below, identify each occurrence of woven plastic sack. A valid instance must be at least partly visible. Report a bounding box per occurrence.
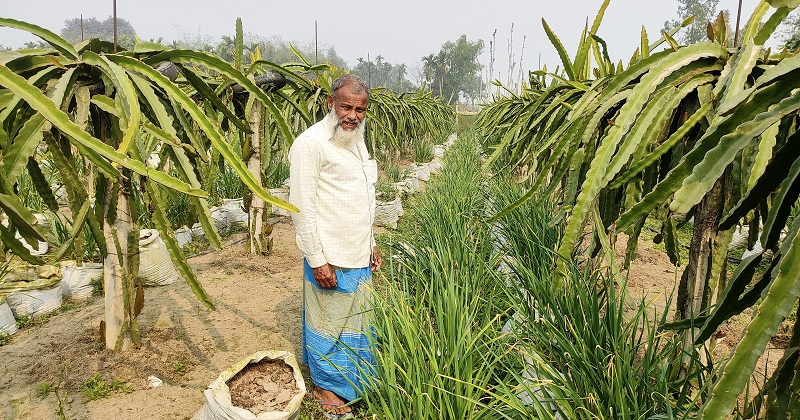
[443,133,457,148]
[411,163,431,182]
[210,207,230,232]
[60,261,102,301]
[433,145,446,159]
[138,229,179,287]
[192,223,207,239]
[403,175,420,192]
[222,198,249,227]
[0,297,17,335]
[428,157,444,175]
[269,188,292,217]
[14,231,48,256]
[729,226,748,250]
[192,350,306,420]
[375,197,404,229]
[2,264,62,318]
[175,226,194,247]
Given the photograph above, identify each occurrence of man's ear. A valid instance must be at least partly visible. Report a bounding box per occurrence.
[327,95,333,110]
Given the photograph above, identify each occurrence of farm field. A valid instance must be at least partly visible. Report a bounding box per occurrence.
[0,165,781,420]
[3,0,800,418]
[0,222,306,419]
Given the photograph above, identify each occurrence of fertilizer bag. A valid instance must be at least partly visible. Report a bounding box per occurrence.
[138,229,180,286]
[193,350,306,420]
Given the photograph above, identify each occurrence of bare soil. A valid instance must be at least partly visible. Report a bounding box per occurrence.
[227,360,296,414]
[0,217,305,420]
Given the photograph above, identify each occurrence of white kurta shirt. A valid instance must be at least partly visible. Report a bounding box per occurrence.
[288,115,378,269]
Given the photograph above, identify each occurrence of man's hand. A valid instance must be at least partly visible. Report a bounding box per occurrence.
[370,246,383,272]
[312,264,337,288]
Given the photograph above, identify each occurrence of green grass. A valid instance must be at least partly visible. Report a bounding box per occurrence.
[81,374,133,401]
[36,382,55,399]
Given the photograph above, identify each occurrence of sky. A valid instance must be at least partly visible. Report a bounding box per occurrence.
[0,0,786,89]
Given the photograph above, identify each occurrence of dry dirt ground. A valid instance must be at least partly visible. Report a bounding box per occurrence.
[0,218,306,419]
[0,217,789,419]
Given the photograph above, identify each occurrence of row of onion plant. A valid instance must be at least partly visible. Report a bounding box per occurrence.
[361,128,708,418]
[486,176,707,419]
[362,129,513,419]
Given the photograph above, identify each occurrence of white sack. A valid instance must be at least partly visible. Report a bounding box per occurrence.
[192,350,306,420]
[138,229,179,286]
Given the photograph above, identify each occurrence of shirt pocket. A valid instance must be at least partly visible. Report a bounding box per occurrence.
[364,159,378,187]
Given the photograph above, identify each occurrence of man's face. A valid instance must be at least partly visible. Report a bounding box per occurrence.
[327,88,368,131]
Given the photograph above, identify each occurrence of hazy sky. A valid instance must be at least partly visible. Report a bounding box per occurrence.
[0,0,785,86]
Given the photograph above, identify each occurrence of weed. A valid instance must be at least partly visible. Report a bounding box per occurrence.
[376,181,398,201]
[15,315,41,330]
[36,382,55,399]
[181,239,208,256]
[0,332,10,347]
[172,360,187,375]
[81,374,132,401]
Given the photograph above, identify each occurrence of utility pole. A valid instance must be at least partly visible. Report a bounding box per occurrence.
[734,0,743,47]
[315,21,318,65]
[113,0,118,53]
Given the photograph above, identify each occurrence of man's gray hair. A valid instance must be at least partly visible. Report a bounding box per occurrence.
[331,74,369,99]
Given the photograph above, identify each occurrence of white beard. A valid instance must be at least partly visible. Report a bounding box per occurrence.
[326,110,366,149]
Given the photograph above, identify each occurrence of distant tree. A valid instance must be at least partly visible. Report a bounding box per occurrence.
[422,35,484,104]
[781,10,800,50]
[350,55,415,92]
[174,28,347,68]
[664,0,720,44]
[60,16,136,49]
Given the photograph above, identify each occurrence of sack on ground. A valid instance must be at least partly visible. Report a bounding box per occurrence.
[175,226,194,247]
[138,229,180,287]
[269,188,292,217]
[375,197,404,229]
[411,163,431,182]
[192,223,207,239]
[192,350,306,420]
[2,264,62,318]
[428,157,444,175]
[210,207,230,232]
[433,145,446,159]
[222,198,249,227]
[0,297,18,335]
[60,261,103,301]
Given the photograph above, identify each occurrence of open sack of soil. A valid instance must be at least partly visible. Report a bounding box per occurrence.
[193,350,306,420]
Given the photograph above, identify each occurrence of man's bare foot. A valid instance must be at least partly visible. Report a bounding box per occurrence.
[313,387,352,415]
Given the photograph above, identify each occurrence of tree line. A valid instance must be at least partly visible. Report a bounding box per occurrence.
[1,15,484,105]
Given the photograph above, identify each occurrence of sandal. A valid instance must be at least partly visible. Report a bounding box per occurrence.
[315,396,354,419]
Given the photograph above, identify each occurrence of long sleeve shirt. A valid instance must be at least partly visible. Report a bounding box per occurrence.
[288,116,377,269]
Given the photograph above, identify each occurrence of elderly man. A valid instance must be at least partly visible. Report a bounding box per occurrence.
[288,74,382,418]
